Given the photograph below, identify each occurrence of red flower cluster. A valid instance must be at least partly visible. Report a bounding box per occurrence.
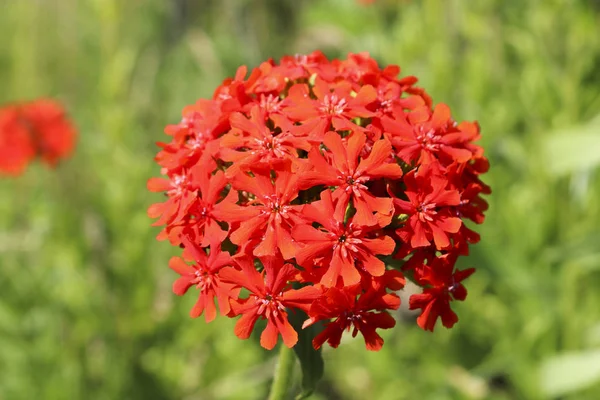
[0,99,76,176]
[149,52,490,351]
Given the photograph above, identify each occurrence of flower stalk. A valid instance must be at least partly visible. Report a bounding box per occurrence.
[268,344,296,400]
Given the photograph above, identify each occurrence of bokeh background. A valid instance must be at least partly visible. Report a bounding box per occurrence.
[1,0,600,399]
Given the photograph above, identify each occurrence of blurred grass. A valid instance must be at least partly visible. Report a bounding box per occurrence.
[1,0,599,399]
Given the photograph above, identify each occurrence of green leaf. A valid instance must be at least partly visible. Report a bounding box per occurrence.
[539,349,600,397]
[289,311,324,399]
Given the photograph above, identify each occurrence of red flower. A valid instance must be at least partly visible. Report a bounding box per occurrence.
[299,130,402,225]
[156,101,224,171]
[220,256,322,350]
[148,51,490,352]
[382,104,478,166]
[293,190,396,287]
[155,169,234,246]
[220,106,311,176]
[283,77,376,139]
[445,161,490,225]
[0,99,76,176]
[20,99,77,167]
[372,81,425,118]
[409,254,475,331]
[278,51,335,82]
[147,169,197,228]
[169,237,238,322]
[391,165,462,249]
[0,106,35,176]
[303,285,400,351]
[212,168,306,259]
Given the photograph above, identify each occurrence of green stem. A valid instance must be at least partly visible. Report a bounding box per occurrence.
[268,345,296,400]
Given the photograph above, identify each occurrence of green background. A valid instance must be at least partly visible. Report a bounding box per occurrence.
[1,0,600,398]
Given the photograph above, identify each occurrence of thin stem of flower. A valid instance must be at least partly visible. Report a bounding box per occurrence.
[268,344,296,400]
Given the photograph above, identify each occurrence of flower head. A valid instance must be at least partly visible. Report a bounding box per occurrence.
[149,51,489,350]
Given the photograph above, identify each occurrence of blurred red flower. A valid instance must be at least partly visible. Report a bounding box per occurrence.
[0,99,76,176]
[0,106,36,176]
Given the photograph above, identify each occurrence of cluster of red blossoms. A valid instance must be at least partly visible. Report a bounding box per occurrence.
[148,51,490,351]
[0,99,76,176]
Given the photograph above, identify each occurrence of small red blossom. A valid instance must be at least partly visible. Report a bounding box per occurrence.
[0,106,35,176]
[293,190,395,287]
[0,99,76,176]
[409,253,475,331]
[391,165,462,249]
[169,237,239,322]
[303,285,400,351]
[156,102,222,171]
[299,130,401,225]
[283,77,376,139]
[20,99,77,167]
[220,106,311,176]
[149,51,489,352]
[147,169,197,229]
[213,168,307,260]
[220,256,322,350]
[151,168,234,246]
[382,104,478,166]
